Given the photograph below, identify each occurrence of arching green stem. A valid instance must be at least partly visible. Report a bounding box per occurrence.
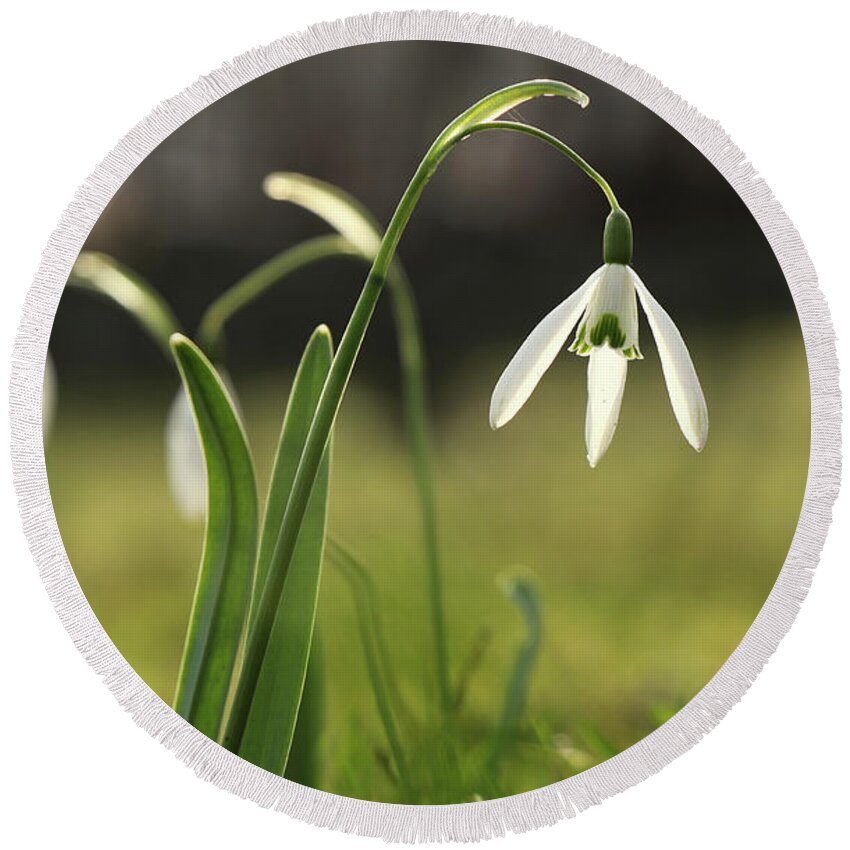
[463,120,620,210]
[384,261,449,713]
[196,235,359,357]
[224,79,591,752]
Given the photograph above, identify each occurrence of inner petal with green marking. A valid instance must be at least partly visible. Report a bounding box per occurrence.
[570,262,642,358]
[588,312,626,348]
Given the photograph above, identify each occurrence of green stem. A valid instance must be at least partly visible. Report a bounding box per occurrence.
[224,80,590,754]
[464,120,620,210]
[383,261,450,714]
[197,235,359,357]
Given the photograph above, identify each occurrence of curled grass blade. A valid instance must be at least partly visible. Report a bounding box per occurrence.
[170,334,258,741]
[488,576,543,774]
[69,252,181,355]
[327,537,413,725]
[227,326,333,774]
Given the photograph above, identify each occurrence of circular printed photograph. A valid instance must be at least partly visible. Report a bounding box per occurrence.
[45,41,809,804]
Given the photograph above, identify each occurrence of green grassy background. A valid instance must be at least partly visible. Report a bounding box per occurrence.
[46,317,809,803]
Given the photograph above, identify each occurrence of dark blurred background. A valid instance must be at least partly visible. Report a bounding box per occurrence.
[50,40,792,394]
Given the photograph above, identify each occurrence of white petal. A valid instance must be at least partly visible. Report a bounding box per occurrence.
[631,269,708,451]
[585,346,628,467]
[42,353,58,440]
[165,368,242,522]
[490,269,602,428]
[165,385,207,522]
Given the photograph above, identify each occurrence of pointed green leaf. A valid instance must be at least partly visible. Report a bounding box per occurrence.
[170,334,258,741]
[234,326,333,775]
[251,325,333,629]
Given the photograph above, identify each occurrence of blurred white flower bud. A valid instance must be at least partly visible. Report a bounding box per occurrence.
[43,354,58,441]
[165,368,240,522]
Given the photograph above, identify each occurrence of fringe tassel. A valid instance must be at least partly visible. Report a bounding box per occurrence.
[8,10,841,843]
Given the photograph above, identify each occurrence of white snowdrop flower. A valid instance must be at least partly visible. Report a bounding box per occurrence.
[43,353,58,440]
[490,209,708,467]
[165,368,240,521]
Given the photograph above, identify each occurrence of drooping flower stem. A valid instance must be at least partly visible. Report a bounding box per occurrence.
[462,120,621,211]
[225,80,592,750]
[462,121,634,266]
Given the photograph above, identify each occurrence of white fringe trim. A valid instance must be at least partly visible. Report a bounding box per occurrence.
[8,10,841,843]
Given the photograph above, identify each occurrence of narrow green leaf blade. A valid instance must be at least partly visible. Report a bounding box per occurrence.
[283,630,325,787]
[236,326,333,774]
[170,334,259,741]
[251,325,333,627]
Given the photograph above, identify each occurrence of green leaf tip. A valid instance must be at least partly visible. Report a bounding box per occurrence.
[442,79,591,150]
[311,323,333,345]
[169,331,191,351]
[536,78,591,108]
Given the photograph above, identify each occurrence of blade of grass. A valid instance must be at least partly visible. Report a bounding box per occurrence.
[170,334,258,741]
[69,252,181,355]
[229,327,333,775]
[326,540,410,792]
[488,576,542,774]
[453,625,493,712]
[573,720,618,761]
